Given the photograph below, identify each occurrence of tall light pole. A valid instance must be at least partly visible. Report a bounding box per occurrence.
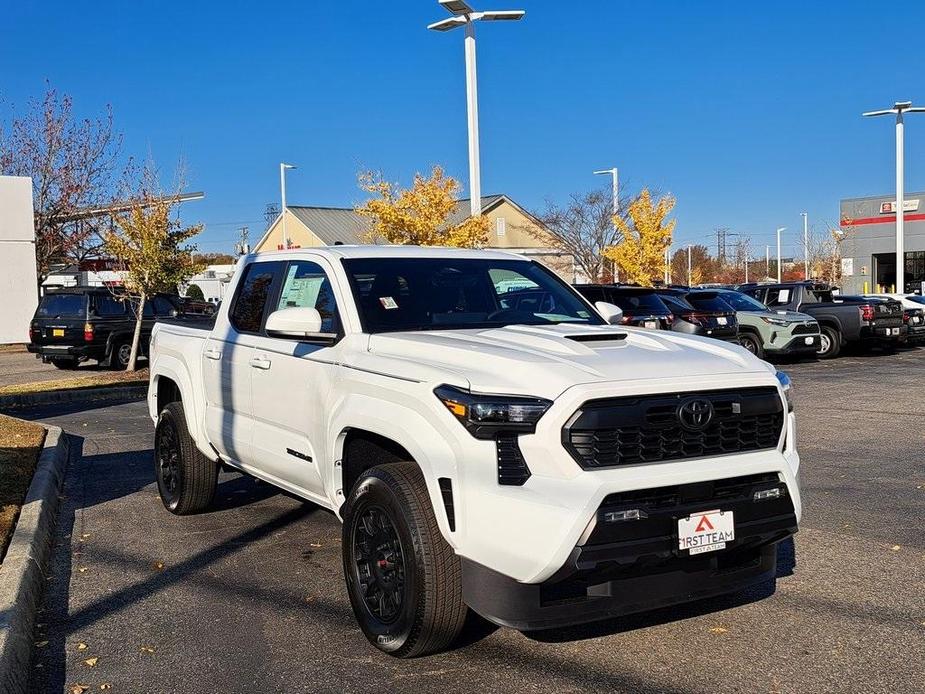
[766,245,770,277]
[279,162,296,249]
[664,247,671,285]
[594,167,619,281]
[776,227,786,283]
[745,252,749,283]
[863,101,925,293]
[429,1,525,217]
[687,244,692,286]
[801,212,809,279]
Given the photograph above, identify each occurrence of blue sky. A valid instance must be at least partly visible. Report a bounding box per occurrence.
[3,0,924,257]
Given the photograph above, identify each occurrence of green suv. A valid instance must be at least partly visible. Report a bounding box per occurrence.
[687,289,821,360]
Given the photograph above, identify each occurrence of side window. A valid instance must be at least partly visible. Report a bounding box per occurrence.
[94,295,127,316]
[276,260,340,333]
[579,287,606,303]
[152,296,177,316]
[230,262,283,334]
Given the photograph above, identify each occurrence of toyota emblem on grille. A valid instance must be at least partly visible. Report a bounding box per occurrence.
[677,398,714,430]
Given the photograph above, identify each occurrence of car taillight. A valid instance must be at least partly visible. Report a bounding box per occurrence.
[84,322,94,342]
[859,304,875,322]
[620,314,633,324]
[666,314,674,325]
[688,313,710,327]
[903,311,910,324]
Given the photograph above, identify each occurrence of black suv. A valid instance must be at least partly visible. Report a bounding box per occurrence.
[573,285,674,329]
[28,288,181,369]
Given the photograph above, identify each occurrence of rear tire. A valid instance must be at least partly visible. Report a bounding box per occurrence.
[342,462,466,658]
[817,325,841,359]
[51,359,79,370]
[154,402,218,515]
[738,333,764,359]
[110,340,132,370]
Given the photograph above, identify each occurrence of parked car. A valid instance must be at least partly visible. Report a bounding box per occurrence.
[656,289,739,342]
[148,247,800,657]
[28,288,183,369]
[691,289,821,359]
[573,285,673,329]
[742,283,905,359]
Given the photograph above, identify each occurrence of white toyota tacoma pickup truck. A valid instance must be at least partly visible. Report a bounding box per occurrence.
[148,246,801,657]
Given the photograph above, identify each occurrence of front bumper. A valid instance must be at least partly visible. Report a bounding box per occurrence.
[766,333,821,355]
[462,471,797,630]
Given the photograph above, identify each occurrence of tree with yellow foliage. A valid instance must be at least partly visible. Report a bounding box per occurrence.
[355,166,488,248]
[603,189,676,287]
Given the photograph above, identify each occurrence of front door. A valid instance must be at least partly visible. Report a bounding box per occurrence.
[248,258,342,501]
[203,260,284,464]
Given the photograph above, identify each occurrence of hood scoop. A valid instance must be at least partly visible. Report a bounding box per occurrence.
[564,332,627,343]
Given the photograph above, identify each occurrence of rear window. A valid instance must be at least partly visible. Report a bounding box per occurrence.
[686,293,734,313]
[660,294,694,312]
[609,291,669,314]
[37,294,86,318]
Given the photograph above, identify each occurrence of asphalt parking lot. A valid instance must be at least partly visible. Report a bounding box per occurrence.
[0,348,134,388]
[16,350,925,694]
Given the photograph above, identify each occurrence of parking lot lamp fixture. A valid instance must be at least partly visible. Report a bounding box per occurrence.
[863,101,925,292]
[776,227,786,283]
[801,212,809,279]
[429,0,525,217]
[280,163,297,249]
[687,244,692,286]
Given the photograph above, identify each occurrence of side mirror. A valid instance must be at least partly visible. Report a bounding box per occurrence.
[265,307,337,343]
[594,301,624,325]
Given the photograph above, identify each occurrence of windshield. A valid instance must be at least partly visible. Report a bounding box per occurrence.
[686,293,734,313]
[906,296,925,306]
[714,291,769,312]
[37,294,86,318]
[342,258,603,333]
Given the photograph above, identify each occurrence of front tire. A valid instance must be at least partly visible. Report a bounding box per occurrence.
[154,402,218,515]
[738,332,764,359]
[342,463,466,658]
[817,325,841,359]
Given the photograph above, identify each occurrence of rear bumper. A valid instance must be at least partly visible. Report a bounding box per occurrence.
[861,324,906,341]
[27,343,102,359]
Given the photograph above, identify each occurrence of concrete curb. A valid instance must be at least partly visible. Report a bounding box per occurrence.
[0,426,68,694]
[0,384,146,410]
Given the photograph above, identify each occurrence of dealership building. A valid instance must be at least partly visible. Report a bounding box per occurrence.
[840,191,925,294]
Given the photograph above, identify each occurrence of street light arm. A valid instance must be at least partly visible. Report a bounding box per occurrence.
[428,15,468,30]
[862,109,897,117]
[906,107,925,113]
[478,10,526,20]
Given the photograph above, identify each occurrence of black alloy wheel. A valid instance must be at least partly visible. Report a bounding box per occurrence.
[155,411,184,510]
[351,506,407,624]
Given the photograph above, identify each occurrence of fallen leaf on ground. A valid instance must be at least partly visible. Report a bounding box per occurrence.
[76,642,88,650]
[151,561,164,571]
[34,640,48,648]
[70,686,89,694]
[83,657,99,667]
[77,567,89,573]
[890,545,901,551]
[304,596,316,604]
[309,543,322,548]
[80,533,91,539]
[139,645,155,653]
[709,627,728,634]
[100,685,112,691]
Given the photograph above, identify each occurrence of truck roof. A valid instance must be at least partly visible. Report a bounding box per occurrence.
[245,245,527,263]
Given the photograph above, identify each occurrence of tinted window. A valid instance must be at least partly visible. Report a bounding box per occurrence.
[343,258,602,333]
[660,294,694,313]
[93,295,128,316]
[37,294,86,318]
[277,261,340,333]
[686,293,734,312]
[764,288,793,307]
[575,286,606,303]
[609,291,670,314]
[152,296,177,316]
[716,291,769,312]
[231,262,282,333]
[907,296,925,306]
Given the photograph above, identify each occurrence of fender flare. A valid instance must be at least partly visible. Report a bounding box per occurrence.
[150,357,213,460]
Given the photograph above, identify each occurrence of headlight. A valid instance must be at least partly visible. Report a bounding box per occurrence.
[775,371,794,412]
[434,385,552,439]
[761,316,790,327]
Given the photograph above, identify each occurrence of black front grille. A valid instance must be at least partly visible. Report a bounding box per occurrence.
[563,387,784,469]
[790,322,818,335]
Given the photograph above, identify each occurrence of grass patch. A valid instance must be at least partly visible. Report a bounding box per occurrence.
[0,368,149,397]
[0,344,27,354]
[0,413,46,561]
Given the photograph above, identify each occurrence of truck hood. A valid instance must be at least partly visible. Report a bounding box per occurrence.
[365,324,771,399]
[768,310,817,322]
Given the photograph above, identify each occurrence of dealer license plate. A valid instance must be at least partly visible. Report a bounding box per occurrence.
[644,320,657,329]
[678,509,734,555]
[717,316,727,325]
[52,328,64,337]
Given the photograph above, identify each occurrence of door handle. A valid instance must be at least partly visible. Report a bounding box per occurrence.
[249,356,272,370]
[204,348,222,360]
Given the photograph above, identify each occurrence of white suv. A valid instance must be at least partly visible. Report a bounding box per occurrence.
[148,246,801,657]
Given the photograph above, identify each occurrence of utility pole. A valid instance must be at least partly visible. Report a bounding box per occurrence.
[801,212,809,279]
[776,227,786,283]
[594,167,620,282]
[280,163,296,249]
[235,226,250,256]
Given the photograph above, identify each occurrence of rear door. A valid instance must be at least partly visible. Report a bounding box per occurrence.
[32,293,88,346]
[203,260,285,464]
[248,258,343,499]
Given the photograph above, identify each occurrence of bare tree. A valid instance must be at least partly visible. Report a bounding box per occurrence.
[0,87,122,284]
[526,189,640,283]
